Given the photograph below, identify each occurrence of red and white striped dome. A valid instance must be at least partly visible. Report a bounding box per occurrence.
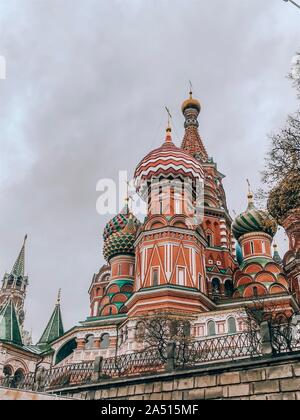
[134,129,204,191]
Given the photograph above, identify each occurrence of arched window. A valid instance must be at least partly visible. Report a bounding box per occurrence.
[250,241,255,254]
[7,275,14,287]
[85,335,95,350]
[212,278,221,295]
[3,365,13,377]
[224,280,234,297]
[16,277,23,289]
[207,233,213,247]
[228,317,237,334]
[253,286,258,298]
[55,338,77,365]
[100,333,110,349]
[207,320,216,336]
[13,369,25,387]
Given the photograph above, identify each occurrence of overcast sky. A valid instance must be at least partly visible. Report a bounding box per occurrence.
[0,0,299,342]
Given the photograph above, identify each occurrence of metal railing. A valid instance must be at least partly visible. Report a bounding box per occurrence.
[1,327,300,393]
[101,347,164,377]
[0,361,94,393]
[270,324,300,354]
[175,331,262,369]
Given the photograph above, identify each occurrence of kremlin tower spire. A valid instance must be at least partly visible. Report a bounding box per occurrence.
[0,236,29,326]
[181,88,208,162]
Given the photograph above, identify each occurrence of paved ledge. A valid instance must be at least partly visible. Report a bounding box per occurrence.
[0,386,75,400]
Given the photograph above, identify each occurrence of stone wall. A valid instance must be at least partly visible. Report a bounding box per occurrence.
[58,352,300,401]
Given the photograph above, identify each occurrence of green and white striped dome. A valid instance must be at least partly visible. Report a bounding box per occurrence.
[232,193,277,241]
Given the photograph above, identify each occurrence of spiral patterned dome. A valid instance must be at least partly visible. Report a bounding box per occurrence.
[103,207,140,240]
[103,215,138,262]
[232,192,278,241]
[134,128,204,194]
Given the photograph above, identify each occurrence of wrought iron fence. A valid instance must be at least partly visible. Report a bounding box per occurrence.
[2,328,300,393]
[270,324,300,353]
[101,347,164,377]
[0,361,94,393]
[175,331,262,368]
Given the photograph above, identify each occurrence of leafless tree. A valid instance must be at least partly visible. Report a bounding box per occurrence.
[257,63,300,220]
[244,298,295,353]
[135,312,192,364]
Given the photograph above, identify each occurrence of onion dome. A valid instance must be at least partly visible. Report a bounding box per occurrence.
[181,91,201,114]
[134,127,204,194]
[103,206,140,240]
[232,191,278,241]
[103,214,137,262]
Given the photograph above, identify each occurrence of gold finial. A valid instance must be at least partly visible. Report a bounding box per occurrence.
[189,80,193,98]
[125,180,135,212]
[57,289,61,305]
[165,106,172,142]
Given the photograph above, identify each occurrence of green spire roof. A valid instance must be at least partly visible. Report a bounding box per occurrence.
[38,291,64,345]
[11,235,27,277]
[0,299,23,346]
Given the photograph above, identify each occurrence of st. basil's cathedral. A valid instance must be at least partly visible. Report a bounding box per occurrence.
[0,91,299,380]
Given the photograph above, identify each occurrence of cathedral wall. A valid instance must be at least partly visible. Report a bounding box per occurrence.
[59,352,300,401]
[0,343,38,376]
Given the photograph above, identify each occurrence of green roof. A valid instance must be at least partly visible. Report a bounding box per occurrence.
[0,300,23,346]
[38,303,64,345]
[11,235,27,277]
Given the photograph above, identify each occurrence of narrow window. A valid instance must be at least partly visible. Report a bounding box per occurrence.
[178,267,185,286]
[100,333,110,349]
[207,234,213,247]
[228,317,237,334]
[207,320,216,336]
[250,241,255,254]
[198,274,202,290]
[152,268,159,286]
[129,264,134,276]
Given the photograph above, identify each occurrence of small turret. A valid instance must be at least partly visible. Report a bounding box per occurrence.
[0,236,29,326]
[37,290,64,348]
